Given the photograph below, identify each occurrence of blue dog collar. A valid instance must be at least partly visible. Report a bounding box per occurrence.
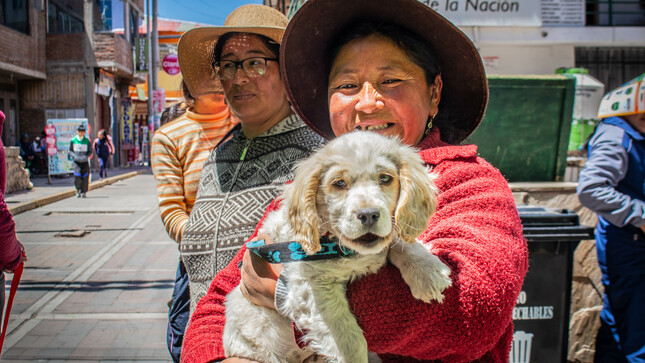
[246,236,355,264]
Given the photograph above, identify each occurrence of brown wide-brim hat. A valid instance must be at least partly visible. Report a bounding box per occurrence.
[281,0,488,144]
[178,4,288,98]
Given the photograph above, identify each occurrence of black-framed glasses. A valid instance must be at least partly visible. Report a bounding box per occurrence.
[212,57,278,80]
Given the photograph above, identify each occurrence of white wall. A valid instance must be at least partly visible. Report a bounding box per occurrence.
[452,25,645,75]
[476,44,575,75]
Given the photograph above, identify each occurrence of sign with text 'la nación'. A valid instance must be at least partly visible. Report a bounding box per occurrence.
[416,0,584,27]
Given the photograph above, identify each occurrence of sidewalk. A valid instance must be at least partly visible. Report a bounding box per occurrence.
[5,166,152,215]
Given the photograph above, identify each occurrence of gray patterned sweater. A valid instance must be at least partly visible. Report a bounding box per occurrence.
[180,115,325,311]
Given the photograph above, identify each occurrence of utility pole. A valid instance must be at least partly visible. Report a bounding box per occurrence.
[152,0,159,91]
[146,0,153,127]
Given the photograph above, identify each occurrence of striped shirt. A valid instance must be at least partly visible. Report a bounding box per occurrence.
[151,106,238,243]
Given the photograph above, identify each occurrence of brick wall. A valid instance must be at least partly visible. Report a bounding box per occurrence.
[46,33,86,61]
[93,33,116,64]
[0,6,46,75]
[17,108,46,141]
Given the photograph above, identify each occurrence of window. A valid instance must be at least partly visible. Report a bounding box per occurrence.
[48,1,83,33]
[96,0,112,31]
[0,0,30,34]
[586,0,645,26]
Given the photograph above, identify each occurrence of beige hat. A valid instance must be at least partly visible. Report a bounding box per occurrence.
[177,5,288,98]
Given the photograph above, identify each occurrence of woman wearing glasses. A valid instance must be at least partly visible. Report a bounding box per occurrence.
[178,5,325,315]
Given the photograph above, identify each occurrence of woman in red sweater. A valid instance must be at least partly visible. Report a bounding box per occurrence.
[0,110,27,317]
[182,0,528,361]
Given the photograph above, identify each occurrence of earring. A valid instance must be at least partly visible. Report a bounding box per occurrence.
[424,115,435,135]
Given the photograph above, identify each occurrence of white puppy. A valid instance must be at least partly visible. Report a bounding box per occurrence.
[224,131,452,363]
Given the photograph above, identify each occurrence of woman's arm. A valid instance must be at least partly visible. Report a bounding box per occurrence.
[181,199,283,363]
[85,139,93,158]
[347,155,528,361]
[577,127,645,229]
[108,135,115,154]
[181,245,245,362]
[151,132,188,243]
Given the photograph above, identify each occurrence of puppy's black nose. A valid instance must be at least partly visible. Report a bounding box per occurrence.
[357,208,380,226]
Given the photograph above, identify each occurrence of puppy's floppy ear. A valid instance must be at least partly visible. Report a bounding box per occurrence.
[285,155,323,255]
[394,147,439,244]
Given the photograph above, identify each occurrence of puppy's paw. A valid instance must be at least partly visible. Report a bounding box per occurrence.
[404,257,452,303]
[389,242,452,303]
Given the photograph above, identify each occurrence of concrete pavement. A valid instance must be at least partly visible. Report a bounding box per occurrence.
[5,166,150,216]
[3,169,178,362]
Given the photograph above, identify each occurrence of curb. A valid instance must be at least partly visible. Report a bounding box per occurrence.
[8,170,146,216]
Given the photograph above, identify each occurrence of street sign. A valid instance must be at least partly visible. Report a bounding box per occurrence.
[162,53,180,75]
[135,37,148,72]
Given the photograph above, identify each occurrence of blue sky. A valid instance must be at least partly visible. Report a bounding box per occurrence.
[157,0,264,25]
[109,0,264,29]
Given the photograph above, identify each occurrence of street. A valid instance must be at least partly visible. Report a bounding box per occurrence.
[4,172,176,362]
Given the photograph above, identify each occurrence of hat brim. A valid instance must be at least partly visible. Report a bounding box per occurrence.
[178,26,285,98]
[280,0,488,144]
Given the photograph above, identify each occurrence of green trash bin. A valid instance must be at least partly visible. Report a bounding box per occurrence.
[510,205,595,363]
[468,75,576,182]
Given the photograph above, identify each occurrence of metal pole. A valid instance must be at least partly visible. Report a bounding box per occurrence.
[152,0,159,91]
[146,0,153,124]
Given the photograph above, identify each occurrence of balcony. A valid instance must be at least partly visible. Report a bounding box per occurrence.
[93,32,135,80]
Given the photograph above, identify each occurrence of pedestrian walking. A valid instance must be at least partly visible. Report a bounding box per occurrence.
[577,73,645,362]
[69,124,92,198]
[93,129,113,179]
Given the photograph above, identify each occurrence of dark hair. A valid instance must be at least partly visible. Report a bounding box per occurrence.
[327,21,441,85]
[160,102,190,126]
[181,80,195,104]
[212,32,280,64]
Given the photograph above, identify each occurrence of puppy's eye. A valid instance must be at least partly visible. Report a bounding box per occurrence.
[332,179,348,189]
[379,174,393,185]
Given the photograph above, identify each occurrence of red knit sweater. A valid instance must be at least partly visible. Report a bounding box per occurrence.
[182,129,528,362]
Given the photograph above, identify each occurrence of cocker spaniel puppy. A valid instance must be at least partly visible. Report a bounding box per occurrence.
[224,131,452,363]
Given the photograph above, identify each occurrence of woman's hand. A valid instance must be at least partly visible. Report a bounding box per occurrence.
[239,234,283,309]
[640,224,645,234]
[3,240,27,274]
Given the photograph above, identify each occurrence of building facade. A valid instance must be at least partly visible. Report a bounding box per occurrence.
[0,0,46,147]
[0,0,144,167]
[266,0,645,91]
